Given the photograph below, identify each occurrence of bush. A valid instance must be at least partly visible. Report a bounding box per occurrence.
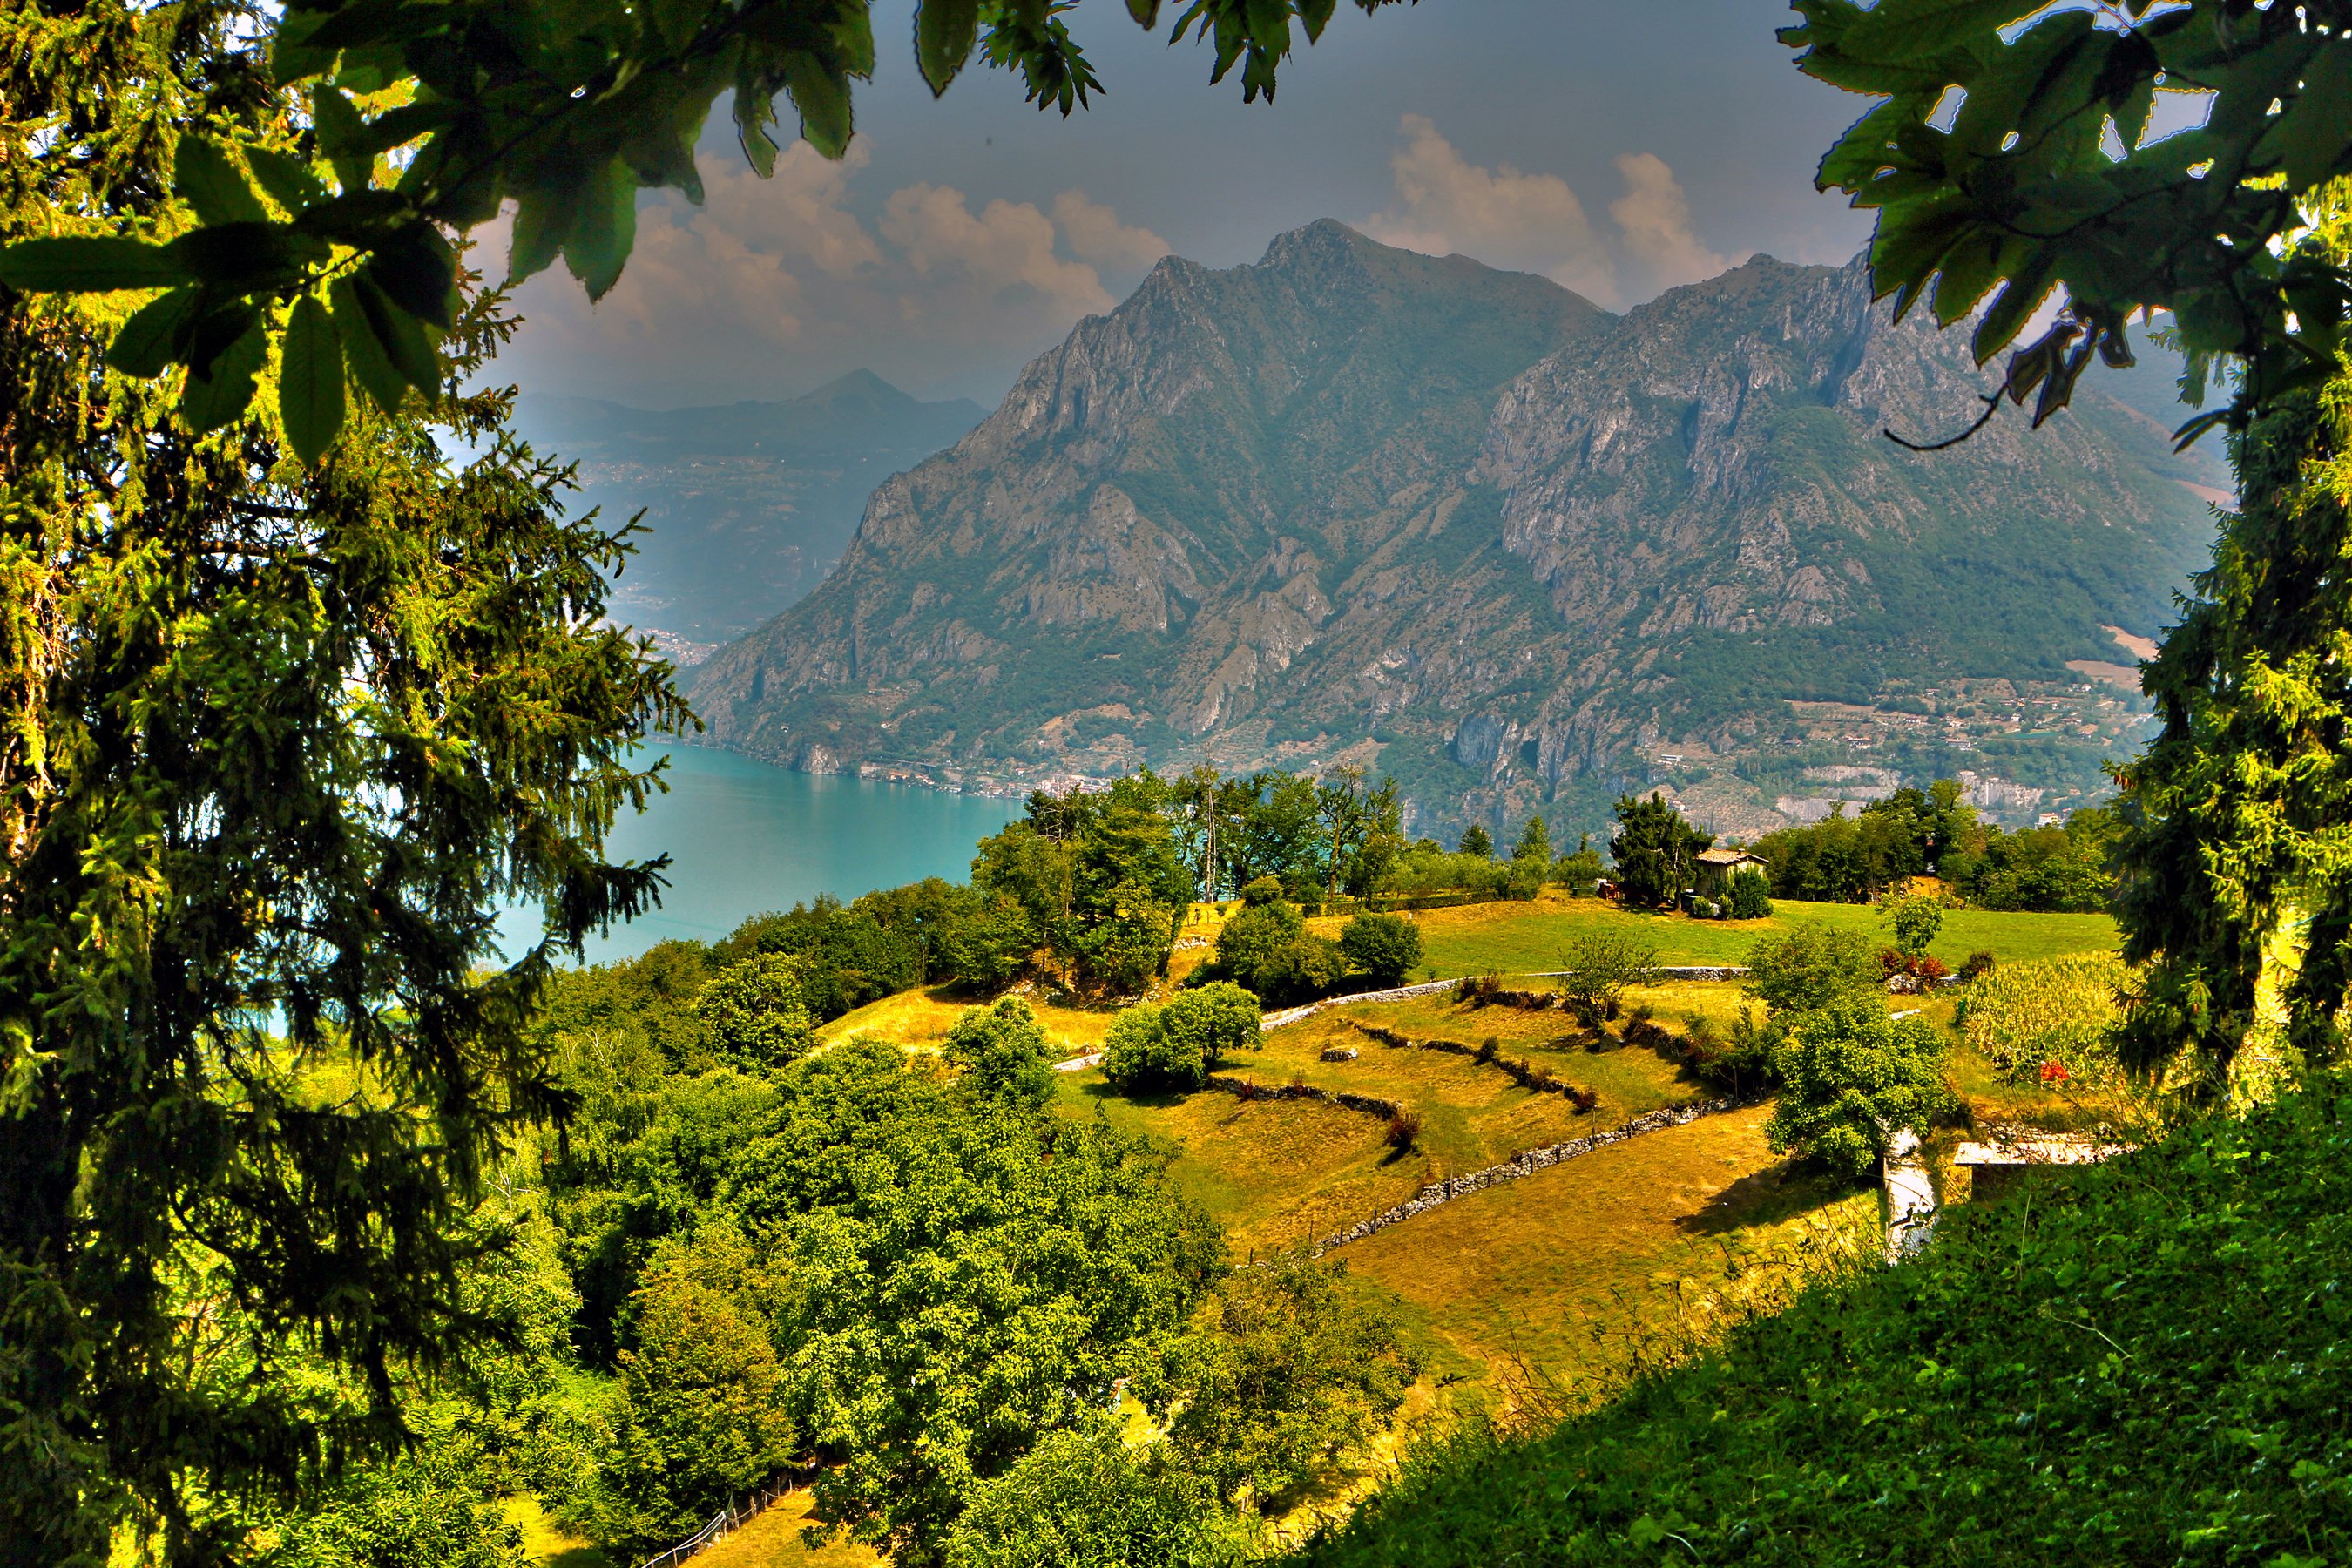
[1240,875,1286,908]
[1213,899,1301,986]
[1556,934,1659,1027]
[1765,996,1955,1175]
[1958,949,1997,983]
[944,997,1055,1108]
[1338,913,1423,988]
[1727,868,1773,919]
[1385,1108,1424,1149]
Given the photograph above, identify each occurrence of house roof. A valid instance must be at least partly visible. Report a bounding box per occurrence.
[1696,848,1767,867]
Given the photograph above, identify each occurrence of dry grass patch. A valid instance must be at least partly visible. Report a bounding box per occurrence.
[1057,1074,1426,1253]
[816,985,1118,1058]
[693,1490,880,1568]
[1337,1104,1877,1393]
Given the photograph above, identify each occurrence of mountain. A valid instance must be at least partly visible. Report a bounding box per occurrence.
[515,371,987,654]
[689,221,2229,838]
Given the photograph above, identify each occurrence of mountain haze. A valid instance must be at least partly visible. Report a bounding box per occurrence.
[691,222,2224,838]
[517,371,986,652]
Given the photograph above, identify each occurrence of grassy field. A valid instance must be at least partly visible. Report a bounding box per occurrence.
[1315,892,2119,978]
[693,1490,879,1568]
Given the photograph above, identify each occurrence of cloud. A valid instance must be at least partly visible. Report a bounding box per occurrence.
[492,141,1168,405]
[1051,191,1172,272]
[1362,114,1616,303]
[1609,152,1732,291]
[1361,118,1740,308]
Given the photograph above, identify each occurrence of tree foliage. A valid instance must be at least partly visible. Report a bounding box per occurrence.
[1337,913,1423,989]
[943,1426,1244,1568]
[0,4,686,1554]
[1609,792,1712,909]
[1787,0,2352,446]
[1765,997,1954,1176]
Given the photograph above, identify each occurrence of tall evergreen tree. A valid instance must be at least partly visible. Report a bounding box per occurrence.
[0,7,684,1556]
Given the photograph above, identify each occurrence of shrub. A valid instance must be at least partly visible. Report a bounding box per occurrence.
[944,997,1055,1108]
[1160,982,1264,1072]
[1957,949,1997,983]
[1880,892,1945,958]
[944,1426,1240,1568]
[1385,1109,1423,1149]
[1213,900,1301,992]
[1476,1036,1499,1064]
[1338,913,1423,988]
[1556,934,1659,1027]
[1240,875,1285,907]
[1960,952,2131,1082]
[1727,868,1773,919]
[1566,1085,1599,1112]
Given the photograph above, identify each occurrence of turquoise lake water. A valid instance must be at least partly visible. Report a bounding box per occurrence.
[496,745,1017,966]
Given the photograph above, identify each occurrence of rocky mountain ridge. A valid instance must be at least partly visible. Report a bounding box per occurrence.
[688,221,2224,839]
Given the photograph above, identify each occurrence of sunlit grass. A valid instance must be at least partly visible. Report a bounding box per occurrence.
[1324,892,2119,979]
[1336,1104,1878,1398]
[691,1490,880,1568]
[501,1497,611,1568]
[815,984,1118,1059]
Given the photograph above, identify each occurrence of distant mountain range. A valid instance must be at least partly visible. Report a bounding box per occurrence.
[515,370,986,652]
[686,221,2230,840]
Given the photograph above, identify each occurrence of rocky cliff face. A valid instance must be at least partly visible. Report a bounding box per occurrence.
[689,223,2223,838]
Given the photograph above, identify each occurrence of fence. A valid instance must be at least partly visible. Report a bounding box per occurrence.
[639,1480,794,1568]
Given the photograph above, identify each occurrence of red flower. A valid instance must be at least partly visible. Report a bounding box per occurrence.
[2038,1059,2070,1084]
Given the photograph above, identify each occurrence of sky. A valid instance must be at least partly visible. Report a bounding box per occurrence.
[490,1,1880,410]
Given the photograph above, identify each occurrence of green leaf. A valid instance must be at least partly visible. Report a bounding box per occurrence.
[364,224,456,329]
[784,54,855,159]
[1971,257,2052,363]
[1930,232,2008,327]
[563,159,637,301]
[174,137,270,227]
[1126,0,1163,24]
[507,187,573,284]
[1297,0,1337,44]
[1841,0,2016,65]
[1818,95,1931,192]
[179,311,269,433]
[0,235,186,293]
[305,0,450,52]
[916,0,983,96]
[270,5,341,84]
[166,221,331,291]
[331,274,407,414]
[105,287,201,376]
[2258,44,2352,193]
[314,85,374,195]
[245,146,332,217]
[278,293,347,464]
[733,67,781,177]
[349,273,440,392]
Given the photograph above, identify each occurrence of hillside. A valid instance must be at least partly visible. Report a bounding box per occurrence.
[690,223,2226,838]
[515,371,986,653]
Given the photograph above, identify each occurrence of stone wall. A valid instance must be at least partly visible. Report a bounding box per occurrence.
[1310,1094,1762,1257]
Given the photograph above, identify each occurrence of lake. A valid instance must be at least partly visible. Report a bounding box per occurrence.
[496,745,1018,966]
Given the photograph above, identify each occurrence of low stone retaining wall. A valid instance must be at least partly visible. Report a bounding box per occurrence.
[1311,1094,1763,1256]
[1260,977,1457,1031]
[1203,1073,1402,1120]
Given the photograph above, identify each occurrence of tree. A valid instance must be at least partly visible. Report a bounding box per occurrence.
[1101,983,1260,1093]
[1556,934,1659,1030]
[1338,913,1423,989]
[1156,1255,1417,1509]
[1235,773,1324,896]
[0,15,686,1552]
[694,953,816,1069]
[1610,793,1713,909]
[2116,367,2352,1083]
[1214,897,1304,984]
[1765,997,1955,1177]
[1315,764,1370,898]
[0,3,1411,449]
[943,997,1056,1111]
[943,1426,1242,1568]
[1170,765,1223,902]
[1553,834,1604,896]
[590,1237,797,1551]
[1743,924,1886,1017]
[1458,823,1493,859]
[1881,895,1943,961]
[1512,814,1551,865]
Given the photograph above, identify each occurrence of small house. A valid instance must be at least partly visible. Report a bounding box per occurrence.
[1693,847,1768,898]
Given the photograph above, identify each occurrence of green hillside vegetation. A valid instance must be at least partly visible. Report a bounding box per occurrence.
[1295,1075,2352,1567]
